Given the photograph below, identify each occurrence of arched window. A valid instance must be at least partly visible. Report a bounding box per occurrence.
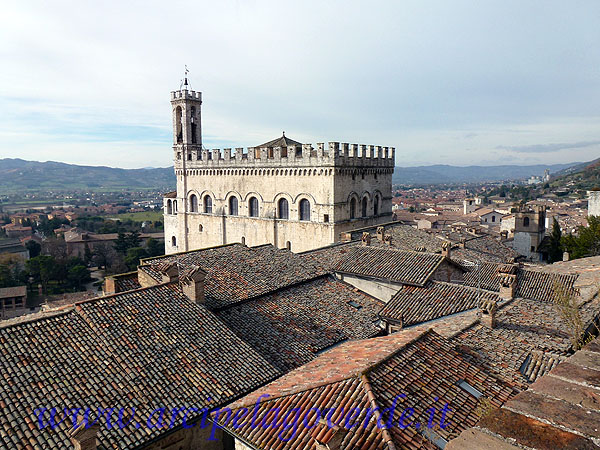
[175,106,183,143]
[492,215,496,223]
[189,194,198,212]
[523,217,530,227]
[278,198,289,219]
[171,236,177,247]
[299,199,310,221]
[374,196,379,216]
[229,196,238,216]
[350,198,357,219]
[173,200,178,213]
[190,106,197,144]
[204,195,212,213]
[249,197,259,217]
[286,241,291,250]
[166,199,172,215]
[362,197,368,218]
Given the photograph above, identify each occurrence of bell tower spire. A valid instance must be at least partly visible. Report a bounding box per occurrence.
[171,67,202,148]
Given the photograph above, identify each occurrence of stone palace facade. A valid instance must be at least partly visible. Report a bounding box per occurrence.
[163,82,395,254]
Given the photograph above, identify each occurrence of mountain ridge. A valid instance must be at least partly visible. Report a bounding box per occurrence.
[0,158,584,193]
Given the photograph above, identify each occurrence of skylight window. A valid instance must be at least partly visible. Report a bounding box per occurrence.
[457,379,483,399]
[347,300,362,309]
[421,428,448,449]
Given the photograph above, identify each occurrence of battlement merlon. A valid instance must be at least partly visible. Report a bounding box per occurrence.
[173,142,396,168]
[171,90,202,101]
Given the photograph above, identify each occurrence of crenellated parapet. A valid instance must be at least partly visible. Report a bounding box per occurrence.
[171,90,202,101]
[174,141,395,168]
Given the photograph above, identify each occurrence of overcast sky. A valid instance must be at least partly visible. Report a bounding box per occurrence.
[1,1,599,168]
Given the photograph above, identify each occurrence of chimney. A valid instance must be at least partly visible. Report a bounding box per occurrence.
[340,232,352,242]
[103,277,116,295]
[68,423,99,450]
[158,262,179,283]
[479,298,498,329]
[441,241,451,258]
[459,238,466,249]
[563,251,570,262]
[497,265,518,300]
[376,226,385,241]
[383,234,392,246]
[315,422,347,450]
[361,232,371,246]
[179,265,207,304]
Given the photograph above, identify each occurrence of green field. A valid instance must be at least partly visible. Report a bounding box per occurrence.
[110,210,164,222]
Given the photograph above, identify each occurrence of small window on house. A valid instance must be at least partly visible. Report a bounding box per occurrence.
[361,197,368,218]
[492,215,496,222]
[229,196,239,216]
[531,246,536,252]
[524,217,530,227]
[204,195,212,213]
[187,153,192,161]
[323,214,329,223]
[278,198,289,219]
[173,200,178,213]
[249,197,259,217]
[352,172,356,181]
[171,236,177,247]
[241,236,246,245]
[374,172,378,180]
[198,224,203,232]
[299,199,310,221]
[166,199,172,215]
[286,241,291,250]
[457,379,483,398]
[361,172,365,180]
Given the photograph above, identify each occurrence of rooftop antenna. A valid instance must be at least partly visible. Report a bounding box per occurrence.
[180,65,192,90]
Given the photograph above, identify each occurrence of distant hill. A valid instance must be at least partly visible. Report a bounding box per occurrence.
[0,158,586,193]
[392,163,577,185]
[550,158,600,190]
[0,159,175,193]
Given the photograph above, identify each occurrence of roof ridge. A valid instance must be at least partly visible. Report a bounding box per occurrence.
[360,374,398,450]
[0,307,74,330]
[72,281,175,307]
[361,329,434,377]
[140,242,240,262]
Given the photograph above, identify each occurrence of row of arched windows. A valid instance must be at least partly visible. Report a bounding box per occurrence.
[349,195,380,219]
[185,194,311,221]
[277,198,310,221]
[166,199,178,215]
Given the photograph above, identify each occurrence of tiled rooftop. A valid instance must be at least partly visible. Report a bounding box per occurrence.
[335,246,446,286]
[216,276,383,372]
[380,281,498,328]
[463,262,579,302]
[139,243,328,309]
[449,335,600,449]
[452,295,600,386]
[217,330,517,450]
[0,283,280,449]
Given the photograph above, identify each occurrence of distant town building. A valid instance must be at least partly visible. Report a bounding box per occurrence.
[513,205,546,261]
[463,196,483,214]
[588,190,600,217]
[0,286,32,320]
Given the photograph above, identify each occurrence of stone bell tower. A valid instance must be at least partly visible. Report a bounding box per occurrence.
[165,73,203,253]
